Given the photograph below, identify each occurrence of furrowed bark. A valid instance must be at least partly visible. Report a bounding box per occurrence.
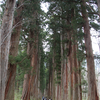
[21,74,30,100]
[78,62,82,100]
[67,32,72,100]
[60,32,64,100]
[30,30,39,100]
[21,29,39,100]
[0,0,16,100]
[48,59,52,98]
[81,0,99,100]
[21,42,31,100]
[52,51,56,100]
[72,42,78,100]
[4,0,24,99]
[63,34,68,100]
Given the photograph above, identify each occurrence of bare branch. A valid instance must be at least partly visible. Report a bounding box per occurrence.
[0,19,33,47]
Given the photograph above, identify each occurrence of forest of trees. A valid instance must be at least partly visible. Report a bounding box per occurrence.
[0,0,100,100]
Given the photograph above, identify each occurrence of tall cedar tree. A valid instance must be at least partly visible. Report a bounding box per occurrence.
[0,0,16,100]
[21,0,42,100]
[81,0,99,100]
[4,0,24,100]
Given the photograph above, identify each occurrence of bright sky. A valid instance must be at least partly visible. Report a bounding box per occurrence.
[0,0,2,4]
[91,29,100,54]
[0,0,3,12]
[41,2,49,13]
[92,39,99,54]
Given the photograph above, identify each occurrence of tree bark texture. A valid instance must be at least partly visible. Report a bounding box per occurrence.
[78,62,82,100]
[4,1,24,100]
[60,32,64,100]
[66,31,73,100]
[63,35,68,100]
[0,0,16,100]
[48,60,52,98]
[72,43,78,100]
[21,29,39,100]
[21,74,31,100]
[81,0,99,100]
[30,30,39,100]
[52,51,56,100]
[68,53,72,100]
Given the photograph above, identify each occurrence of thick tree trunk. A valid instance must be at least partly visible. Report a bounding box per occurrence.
[0,0,16,100]
[4,64,16,100]
[81,0,99,100]
[63,35,68,100]
[78,62,82,100]
[72,43,78,100]
[47,75,52,99]
[52,51,56,100]
[63,60,68,100]
[32,72,39,100]
[70,52,74,100]
[48,71,51,98]
[66,33,72,100]
[48,60,52,98]
[21,74,30,100]
[60,32,64,100]
[36,62,41,100]
[68,54,72,100]
[4,1,24,100]
[30,32,39,100]
[21,30,39,100]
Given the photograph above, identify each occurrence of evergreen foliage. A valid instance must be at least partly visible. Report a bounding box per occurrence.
[1,0,100,99]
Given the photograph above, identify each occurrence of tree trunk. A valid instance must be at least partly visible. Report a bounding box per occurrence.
[63,35,68,100]
[21,29,39,100]
[81,0,99,100]
[78,62,82,100]
[52,51,56,100]
[48,59,52,98]
[60,32,64,100]
[68,54,72,100]
[4,1,24,100]
[72,43,78,100]
[66,32,72,100]
[0,0,16,100]
[21,74,30,100]
[30,31,39,100]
